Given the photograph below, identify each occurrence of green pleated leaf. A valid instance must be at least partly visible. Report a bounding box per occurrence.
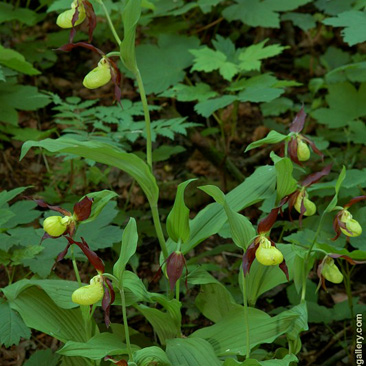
[58,333,135,359]
[324,165,346,213]
[195,283,242,323]
[0,301,31,347]
[23,349,60,366]
[198,185,225,205]
[120,0,142,72]
[245,130,288,152]
[136,295,181,345]
[190,306,299,356]
[81,190,118,224]
[133,346,172,366]
[182,166,276,253]
[20,138,159,205]
[274,157,297,203]
[166,179,196,243]
[166,338,221,366]
[114,218,138,285]
[3,279,79,309]
[6,286,89,343]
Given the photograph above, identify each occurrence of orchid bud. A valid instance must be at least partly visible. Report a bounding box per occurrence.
[43,215,70,236]
[166,251,186,291]
[294,191,316,216]
[321,258,343,284]
[72,275,104,305]
[83,59,112,89]
[255,237,283,266]
[56,5,86,29]
[340,210,362,237]
[296,138,310,161]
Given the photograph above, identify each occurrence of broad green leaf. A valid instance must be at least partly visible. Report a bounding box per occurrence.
[223,204,256,250]
[238,87,283,103]
[0,302,31,347]
[166,338,221,366]
[5,201,40,229]
[261,97,294,116]
[10,245,44,266]
[166,179,196,243]
[7,286,89,343]
[224,354,298,366]
[238,40,286,72]
[3,279,80,309]
[245,130,288,152]
[24,349,60,366]
[323,11,366,46]
[58,333,134,359]
[195,95,237,117]
[195,283,242,323]
[223,0,311,28]
[281,12,316,31]
[81,190,118,224]
[190,48,238,81]
[198,185,225,205]
[113,218,138,284]
[136,34,200,94]
[324,166,346,213]
[0,83,51,112]
[191,306,299,356]
[0,186,29,208]
[152,145,185,162]
[20,138,159,205]
[285,303,308,354]
[183,166,276,253]
[311,82,366,128]
[133,347,171,366]
[137,295,181,345]
[162,83,218,102]
[315,0,353,15]
[326,62,366,83]
[274,157,297,202]
[0,3,40,25]
[0,45,40,75]
[120,0,141,72]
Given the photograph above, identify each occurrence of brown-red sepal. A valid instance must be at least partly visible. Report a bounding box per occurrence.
[302,136,324,161]
[33,199,71,216]
[242,241,257,276]
[104,356,128,365]
[301,164,332,187]
[65,236,105,273]
[102,278,115,328]
[166,251,186,291]
[257,207,279,234]
[69,3,80,43]
[57,42,104,56]
[287,137,301,166]
[108,58,123,106]
[328,253,366,265]
[279,259,289,281]
[83,0,96,43]
[73,196,93,221]
[289,107,306,133]
[344,195,366,208]
[331,211,349,241]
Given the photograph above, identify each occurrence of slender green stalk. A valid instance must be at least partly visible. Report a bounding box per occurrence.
[175,279,180,301]
[134,68,153,169]
[241,270,250,359]
[98,0,122,45]
[300,212,326,302]
[120,287,133,360]
[70,246,82,285]
[151,204,168,259]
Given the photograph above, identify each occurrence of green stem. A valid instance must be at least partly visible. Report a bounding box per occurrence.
[98,0,122,45]
[120,286,133,361]
[300,212,326,302]
[151,204,168,259]
[134,68,153,170]
[70,246,82,285]
[175,279,180,301]
[241,270,250,359]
